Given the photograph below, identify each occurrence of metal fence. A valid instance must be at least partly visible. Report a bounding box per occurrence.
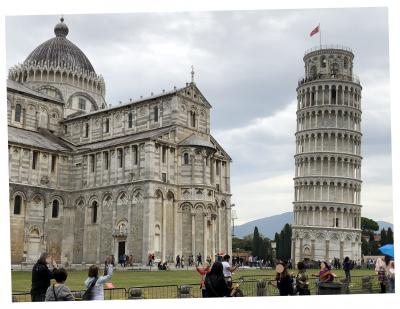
[11,274,383,302]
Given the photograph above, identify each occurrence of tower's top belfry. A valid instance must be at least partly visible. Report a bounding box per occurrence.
[298,45,360,90]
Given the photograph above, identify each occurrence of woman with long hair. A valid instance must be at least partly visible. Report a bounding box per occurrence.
[204,261,230,297]
[269,262,294,296]
[314,261,335,283]
[31,252,58,302]
[83,256,113,300]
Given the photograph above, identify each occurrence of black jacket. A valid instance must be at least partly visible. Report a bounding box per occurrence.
[205,275,230,297]
[277,275,294,296]
[31,261,55,295]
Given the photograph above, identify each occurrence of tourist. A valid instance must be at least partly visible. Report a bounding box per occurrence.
[176,255,181,268]
[197,253,203,266]
[84,256,114,300]
[313,261,335,283]
[375,257,388,293]
[295,261,310,295]
[268,262,294,296]
[45,268,75,301]
[181,255,185,268]
[31,252,58,302]
[206,255,212,265]
[343,256,352,283]
[196,261,211,297]
[222,254,239,288]
[387,260,395,293]
[119,254,124,268]
[204,261,230,297]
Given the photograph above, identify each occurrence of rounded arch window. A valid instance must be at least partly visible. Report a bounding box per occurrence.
[13,195,22,215]
[15,104,22,122]
[52,200,59,218]
[91,201,98,223]
[183,153,189,165]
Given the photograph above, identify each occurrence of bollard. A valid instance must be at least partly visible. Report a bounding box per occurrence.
[317,282,343,295]
[361,276,372,294]
[256,279,267,296]
[178,285,192,298]
[128,288,143,299]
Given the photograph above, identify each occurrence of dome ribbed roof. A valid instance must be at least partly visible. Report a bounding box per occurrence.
[23,17,95,74]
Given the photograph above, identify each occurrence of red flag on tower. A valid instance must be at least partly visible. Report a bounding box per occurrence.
[310,25,320,37]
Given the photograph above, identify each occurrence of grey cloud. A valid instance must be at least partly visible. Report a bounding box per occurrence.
[5,7,392,222]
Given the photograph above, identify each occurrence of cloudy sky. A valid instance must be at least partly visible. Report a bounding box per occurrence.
[5,7,392,224]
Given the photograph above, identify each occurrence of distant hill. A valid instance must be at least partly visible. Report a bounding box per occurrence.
[377,221,393,231]
[234,212,293,239]
[234,213,393,239]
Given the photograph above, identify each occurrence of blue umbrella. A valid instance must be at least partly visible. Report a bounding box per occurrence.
[378,244,394,257]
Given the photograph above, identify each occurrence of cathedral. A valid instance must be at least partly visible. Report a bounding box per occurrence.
[8,18,232,265]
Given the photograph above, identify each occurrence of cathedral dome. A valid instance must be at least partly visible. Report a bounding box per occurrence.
[23,17,95,74]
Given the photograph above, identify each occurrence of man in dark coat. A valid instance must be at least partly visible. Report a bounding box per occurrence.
[30,252,57,301]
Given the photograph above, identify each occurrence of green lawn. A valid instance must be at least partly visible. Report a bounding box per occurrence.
[12,267,377,293]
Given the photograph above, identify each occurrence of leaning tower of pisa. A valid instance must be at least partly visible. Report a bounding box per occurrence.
[292,45,363,265]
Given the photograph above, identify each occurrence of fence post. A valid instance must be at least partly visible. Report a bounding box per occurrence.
[128,288,143,299]
[178,285,192,298]
[256,279,267,296]
[361,276,372,294]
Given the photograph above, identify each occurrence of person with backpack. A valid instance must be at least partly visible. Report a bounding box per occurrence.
[45,268,74,301]
[375,257,389,293]
[343,256,352,283]
[31,252,58,302]
[83,256,114,300]
[295,261,310,295]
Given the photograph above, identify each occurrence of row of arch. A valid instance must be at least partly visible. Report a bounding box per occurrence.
[297,109,361,131]
[294,180,361,204]
[293,229,360,242]
[295,132,361,155]
[9,63,105,95]
[294,155,361,179]
[293,205,361,229]
[297,84,361,109]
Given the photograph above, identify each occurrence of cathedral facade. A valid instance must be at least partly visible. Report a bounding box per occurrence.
[8,18,232,265]
[292,46,363,264]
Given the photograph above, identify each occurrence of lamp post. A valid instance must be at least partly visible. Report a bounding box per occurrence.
[231,204,237,237]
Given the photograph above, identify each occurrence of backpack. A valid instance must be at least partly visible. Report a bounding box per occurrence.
[82,278,98,300]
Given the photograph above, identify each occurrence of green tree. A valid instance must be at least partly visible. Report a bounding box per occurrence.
[361,217,379,235]
[361,236,369,255]
[274,232,280,259]
[252,226,262,257]
[282,224,292,259]
[380,228,387,245]
[232,234,253,252]
[263,238,272,260]
[387,227,394,244]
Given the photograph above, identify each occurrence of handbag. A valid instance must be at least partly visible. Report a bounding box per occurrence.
[82,278,98,300]
[52,284,58,301]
